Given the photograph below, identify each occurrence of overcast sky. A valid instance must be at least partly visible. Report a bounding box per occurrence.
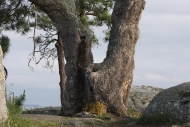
[3,0,190,107]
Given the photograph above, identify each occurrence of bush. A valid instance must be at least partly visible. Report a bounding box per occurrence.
[6,90,28,126]
[7,90,26,115]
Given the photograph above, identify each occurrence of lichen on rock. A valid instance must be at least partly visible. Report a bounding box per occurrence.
[179,89,190,98]
[126,85,163,113]
[142,82,190,123]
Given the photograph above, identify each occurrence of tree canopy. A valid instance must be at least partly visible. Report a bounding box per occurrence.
[0,0,32,34]
[0,0,115,69]
[0,0,32,57]
[0,35,10,57]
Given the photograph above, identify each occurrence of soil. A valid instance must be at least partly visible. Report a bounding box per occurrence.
[20,107,180,127]
[20,114,173,127]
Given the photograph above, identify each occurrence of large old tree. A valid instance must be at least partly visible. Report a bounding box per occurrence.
[28,0,145,116]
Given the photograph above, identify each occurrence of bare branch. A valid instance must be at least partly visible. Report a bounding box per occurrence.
[28,5,37,71]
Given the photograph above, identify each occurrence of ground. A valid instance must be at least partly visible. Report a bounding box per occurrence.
[19,114,174,127]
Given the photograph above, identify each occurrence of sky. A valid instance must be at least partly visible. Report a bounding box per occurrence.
[3,0,190,107]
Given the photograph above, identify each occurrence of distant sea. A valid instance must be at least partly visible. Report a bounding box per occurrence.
[23,104,42,110]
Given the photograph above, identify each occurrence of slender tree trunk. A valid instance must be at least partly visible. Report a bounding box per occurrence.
[29,0,145,116]
[0,46,8,124]
[55,33,67,115]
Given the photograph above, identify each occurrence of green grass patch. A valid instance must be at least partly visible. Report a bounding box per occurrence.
[127,108,141,118]
[96,113,112,121]
[8,116,60,127]
[137,113,186,126]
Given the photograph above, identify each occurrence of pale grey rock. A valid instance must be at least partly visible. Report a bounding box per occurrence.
[143,82,190,123]
[126,85,163,113]
[23,107,61,115]
[0,46,8,124]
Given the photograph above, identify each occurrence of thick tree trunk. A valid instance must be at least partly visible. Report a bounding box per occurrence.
[29,0,93,115]
[0,46,8,124]
[29,0,145,116]
[84,0,145,116]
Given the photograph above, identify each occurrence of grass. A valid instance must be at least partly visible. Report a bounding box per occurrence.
[96,113,112,120]
[137,114,170,126]
[137,113,187,126]
[127,108,141,118]
[4,103,62,127]
[4,89,188,127]
[2,90,63,127]
[8,116,60,127]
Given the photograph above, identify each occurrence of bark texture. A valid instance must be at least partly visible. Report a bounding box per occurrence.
[29,0,93,115]
[84,0,145,116]
[0,46,8,124]
[29,0,145,116]
[55,33,67,115]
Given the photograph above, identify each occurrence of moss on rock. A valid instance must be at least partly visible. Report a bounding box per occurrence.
[179,89,190,98]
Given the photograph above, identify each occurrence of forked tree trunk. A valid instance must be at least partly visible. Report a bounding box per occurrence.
[29,0,145,116]
[0,46,8,124]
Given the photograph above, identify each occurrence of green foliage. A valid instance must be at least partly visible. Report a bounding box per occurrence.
[127,108,141,118]
[0,0,32,58]
[0,0,114,68]
[76,0,113,27]
[5,89,60,127]
[7,117,58,127]
[96,113,111,121]
[76,0,113,43]
[0,0,32,34]
[30,7,55,33]
[0,35,10,57]
[26,0,114,69]
[7,90,26,115]
[33,0,114,46]
[4,89,28,127]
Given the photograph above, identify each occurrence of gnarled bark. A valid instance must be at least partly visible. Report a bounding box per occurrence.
[29,0,93,115]
[29,0,145,116]
[0,46,8,124]
[84,0,145,116]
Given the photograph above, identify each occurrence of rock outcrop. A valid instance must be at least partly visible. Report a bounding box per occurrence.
[0,46,8,124]
[126,85,163,113]
[23,107,61,115]
[24,85,163,116]
[143,82,190,123]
